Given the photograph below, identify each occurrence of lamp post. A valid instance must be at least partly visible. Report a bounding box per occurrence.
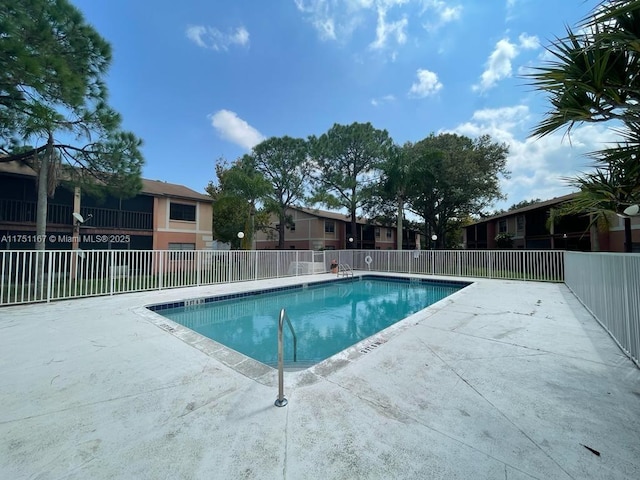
[237,231,245,250]
[431,234,437,250]
[348,237,354,249]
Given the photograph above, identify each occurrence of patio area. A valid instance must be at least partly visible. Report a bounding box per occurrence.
[1,274,639,479]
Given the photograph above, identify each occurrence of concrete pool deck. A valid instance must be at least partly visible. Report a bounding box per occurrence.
[1,274,639,479]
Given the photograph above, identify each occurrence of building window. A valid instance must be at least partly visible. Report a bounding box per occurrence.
[386,229,392,239]
[498,219,507,233]
[290,223,296,231]
[516,215,525,232]
[375,227,380,238]
[168,242,195,250]
[168,242,195,258]
[170,203,196,222]
[325,221,335,233]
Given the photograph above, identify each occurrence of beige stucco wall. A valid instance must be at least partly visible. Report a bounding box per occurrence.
[153,197,213,250]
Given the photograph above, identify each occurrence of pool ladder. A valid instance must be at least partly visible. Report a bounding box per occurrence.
[337,263,354,277]
[275,308,297,407]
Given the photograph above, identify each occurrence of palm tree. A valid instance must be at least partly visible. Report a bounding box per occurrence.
[528,0,640,251]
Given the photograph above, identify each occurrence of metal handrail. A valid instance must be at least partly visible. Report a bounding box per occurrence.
[338,263,353,277]
[275,308,297,407]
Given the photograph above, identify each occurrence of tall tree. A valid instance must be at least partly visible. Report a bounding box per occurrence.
[309,122,393,248]
[0,0,144,251]
[251,136,309,249]
[206,162,251,248]
[406,133,509,248]
[208,156,271,249]
[365,143,413,249]
[527,0,640,251]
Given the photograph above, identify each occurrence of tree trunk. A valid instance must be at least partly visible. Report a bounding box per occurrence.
[34,134,53,298]
[624,217,632,253]
[396,197,403,250]
[590,216,600,252]
[350,210,357,249]
[35,136,52,251]
[278,213,285,249]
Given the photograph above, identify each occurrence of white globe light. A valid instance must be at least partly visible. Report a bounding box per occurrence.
[237,232,245,239]
[623,204,640,216]
[431,234,437,241]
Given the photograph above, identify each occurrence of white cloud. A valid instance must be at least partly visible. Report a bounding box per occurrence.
[186,25,250,51]
[445,105,619,208]
[473,39,518,92]
[473,33,539,92]
[370,6,408,50]
[422,0,463,31]
[518,32,539,50]
[370,94,396,106]
[295,0,414,51]
[294,0,342,41]
[408,69,443,98]
[209,110,265,150]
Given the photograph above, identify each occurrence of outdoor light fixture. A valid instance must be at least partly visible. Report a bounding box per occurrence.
[431,234,437,241]
[237,232,245,239]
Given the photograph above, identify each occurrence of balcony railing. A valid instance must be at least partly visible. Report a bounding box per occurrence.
[80,206,152,230]
[0,199,152,230]
[0,199,72,225]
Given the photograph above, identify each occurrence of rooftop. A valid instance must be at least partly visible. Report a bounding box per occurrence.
[1,274,638,479]
[469,193,579,225]
[0,160,211,202]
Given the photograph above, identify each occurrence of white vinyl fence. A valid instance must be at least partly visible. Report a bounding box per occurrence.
[0,249,565,306]
[3,247,637,370]
[333,249,564,282]
[564,252,640,367]
[0,249,326,306]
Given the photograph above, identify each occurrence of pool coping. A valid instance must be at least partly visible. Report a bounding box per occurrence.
[134,272,474,387]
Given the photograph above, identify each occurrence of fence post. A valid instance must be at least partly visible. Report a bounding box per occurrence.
[159,251,164,290]
[255,251,259,280]
[109,250,115,295]
[46,251,53,303]
[196,250,202,286]
[487,252,493,278]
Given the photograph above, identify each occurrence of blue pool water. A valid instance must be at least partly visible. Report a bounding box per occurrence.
[154,277,467,367]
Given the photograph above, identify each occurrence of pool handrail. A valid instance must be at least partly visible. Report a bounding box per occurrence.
[338,263,354,277]
[275,308,297,407]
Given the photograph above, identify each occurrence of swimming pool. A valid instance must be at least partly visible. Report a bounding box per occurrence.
[149,275,468,368]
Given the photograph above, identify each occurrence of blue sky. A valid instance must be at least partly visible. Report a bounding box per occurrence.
[71,0,615,212]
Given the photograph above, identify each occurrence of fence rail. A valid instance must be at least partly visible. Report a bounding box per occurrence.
[0,249,565,306]
[2,248,637,371]
[0,249,324,306]
[334,249,565,282]
[565,252,640,367]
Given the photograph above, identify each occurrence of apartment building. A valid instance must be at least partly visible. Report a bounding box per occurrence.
[0,161,213,251]
[254,206,419,250]
[463,193,640,252]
